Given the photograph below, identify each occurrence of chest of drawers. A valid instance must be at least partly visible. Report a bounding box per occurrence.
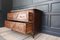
[4,9,42,37]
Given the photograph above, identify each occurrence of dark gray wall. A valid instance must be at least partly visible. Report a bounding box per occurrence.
[12,0,60,37]
[13,0,33,9]
[0,0,12,27]
[0,0,1,10]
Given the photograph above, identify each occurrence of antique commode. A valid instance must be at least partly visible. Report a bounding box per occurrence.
[4,9,42,37]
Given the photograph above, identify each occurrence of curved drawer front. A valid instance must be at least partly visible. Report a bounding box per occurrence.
[7,13,14,20]
[4,21,11,28]
[7,12,18,20]
[12,22,32,34]
[13,22,26,34]
[16,11,33,22]
[7,10,33,22]
[4,20,15,28]
[16,11,29,22]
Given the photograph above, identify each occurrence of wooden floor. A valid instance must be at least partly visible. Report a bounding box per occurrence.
[0,27,60,40]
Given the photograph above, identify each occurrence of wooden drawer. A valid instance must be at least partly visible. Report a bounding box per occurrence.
[12,22,32,34]
[12,22,26,34]
[7,12,18,20]
[16,11,33,22]
[4,20,15,28]
[26,23,32,33]
[7,10,33,22]
[4,21,10,28]
[9,21,15,28]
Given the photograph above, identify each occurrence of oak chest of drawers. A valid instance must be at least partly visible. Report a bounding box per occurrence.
[4,9,42,37]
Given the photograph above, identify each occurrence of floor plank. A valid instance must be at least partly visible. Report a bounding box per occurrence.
[0,27,60,40]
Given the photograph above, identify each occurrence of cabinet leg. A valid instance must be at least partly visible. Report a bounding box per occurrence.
[31,33,35,38]
[33,35,34,38]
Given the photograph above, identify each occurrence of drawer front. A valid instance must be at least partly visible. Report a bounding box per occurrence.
[4,20,15,28]
[12,22,33,34]
[4,21,10,28]
[9,22,15,28]
[26,23,32,33]
[29,12,33,22]
[16,11,29,22]
[13,22,26,34]
[16,11,33,22]
[7,13,18,20]
[7,13,14,20]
